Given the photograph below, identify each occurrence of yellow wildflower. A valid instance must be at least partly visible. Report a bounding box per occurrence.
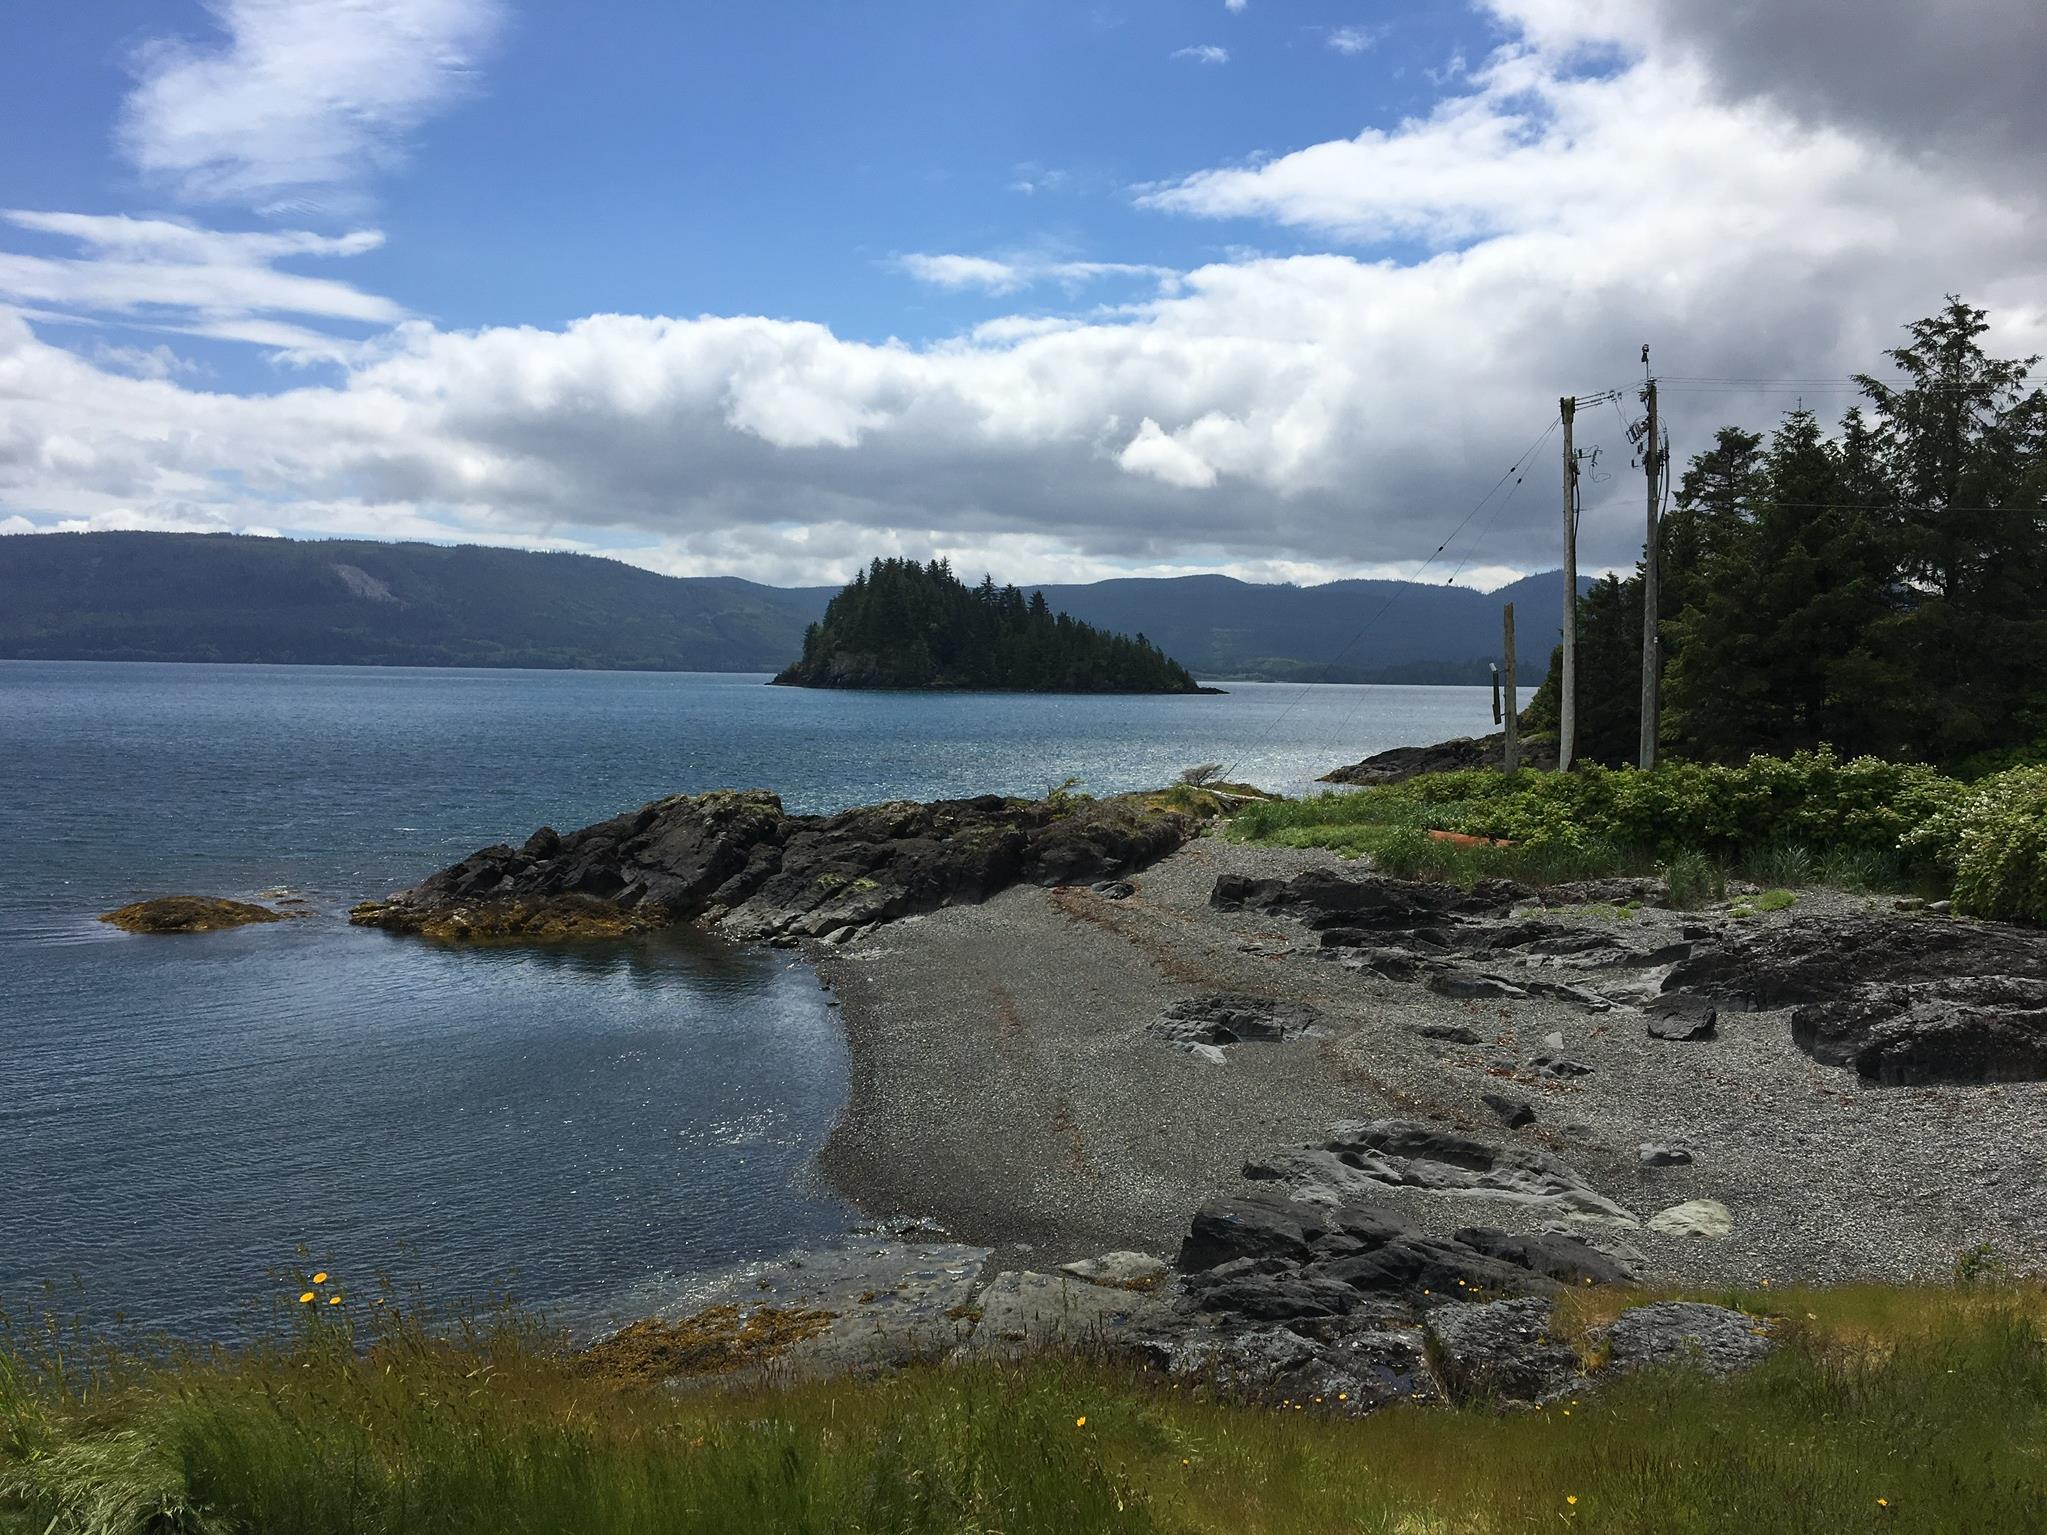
[298,1291,315,1304]
[1075,1416,1086,1428]
[328,1295,342,1306]
[1567,1495,1579,1506]
[311,1272,328,1284]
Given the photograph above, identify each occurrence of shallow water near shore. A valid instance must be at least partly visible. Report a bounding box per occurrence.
[2,661,1492,1339]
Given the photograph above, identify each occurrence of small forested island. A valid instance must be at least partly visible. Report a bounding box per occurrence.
[772,557,1217,692]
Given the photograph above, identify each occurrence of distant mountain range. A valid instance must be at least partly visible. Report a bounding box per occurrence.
[0,532,1587,682]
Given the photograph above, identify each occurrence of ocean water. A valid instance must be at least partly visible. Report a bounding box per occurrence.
[1,663,1493,1338]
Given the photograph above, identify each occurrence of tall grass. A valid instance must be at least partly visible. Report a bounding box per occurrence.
[5,1285,2045,1534]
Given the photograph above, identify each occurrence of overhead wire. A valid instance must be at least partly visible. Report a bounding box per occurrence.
[1219,415,1561,780]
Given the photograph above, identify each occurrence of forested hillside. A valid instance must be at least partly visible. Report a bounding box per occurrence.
[1533,298,2047,774]
[0,533,828,671]
[1025,570,1581,684]
[0,531,1580,681]
[773,558,1208,692]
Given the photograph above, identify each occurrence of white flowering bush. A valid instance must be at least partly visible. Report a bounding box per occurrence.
[1904,765,2047,923]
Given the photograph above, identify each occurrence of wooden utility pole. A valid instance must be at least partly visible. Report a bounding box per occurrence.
[1502,602,1519,772]
[1558,396,1578,772]
[1638,355,1661,770]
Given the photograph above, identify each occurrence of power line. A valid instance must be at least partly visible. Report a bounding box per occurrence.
[1219,416,1561,780]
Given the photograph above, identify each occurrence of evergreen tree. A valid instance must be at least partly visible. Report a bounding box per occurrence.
[1542,298,2046,772]
[772,558,1208,693]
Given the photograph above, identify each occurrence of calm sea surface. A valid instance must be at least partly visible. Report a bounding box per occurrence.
[1,663,1492,1338]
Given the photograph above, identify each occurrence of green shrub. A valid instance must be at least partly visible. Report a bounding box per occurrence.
[1755,888,1798,912]
[1910,765,2047,923]
[1237,751,1964,895]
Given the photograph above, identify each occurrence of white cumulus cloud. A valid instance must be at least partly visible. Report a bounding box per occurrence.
[119,0,505,212]
[3,0,2044,591]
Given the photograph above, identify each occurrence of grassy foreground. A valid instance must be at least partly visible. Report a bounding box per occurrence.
[4,1282,2045,1534]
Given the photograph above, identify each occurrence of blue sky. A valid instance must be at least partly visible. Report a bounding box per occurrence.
[0,1,2040,586]
[4,2,1495,354]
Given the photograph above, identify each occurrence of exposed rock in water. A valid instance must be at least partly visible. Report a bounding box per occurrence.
[1320,731,1558,786]
[351,789,1198,942]
[99,896,287,933]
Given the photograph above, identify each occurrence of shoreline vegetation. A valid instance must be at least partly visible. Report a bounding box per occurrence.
[771,557,1217,693]
[5,1279,2044,1534]
[1241,747,2047,924]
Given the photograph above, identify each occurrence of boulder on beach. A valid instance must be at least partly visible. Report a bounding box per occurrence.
[99,896,287,934]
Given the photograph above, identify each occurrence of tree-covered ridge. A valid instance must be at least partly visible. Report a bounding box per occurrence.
[1533,297,2047,774]
[772,558,1211,692]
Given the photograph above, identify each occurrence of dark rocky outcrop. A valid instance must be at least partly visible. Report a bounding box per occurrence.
[1481,1091,1537,1129]
[1662,915,2047,1011]
[352,790,1197,942]
[1175,1188,1587,1309]
[1645,993,1719,1040]
[1790,977,2047,1085]
[617,1159,1770,1414]
[1664,915,2047,1083]
[1320,732,1558,786]
[99,896,287,933]
[1424,1296,1587,1405]
[1221,865,2047,1086]
[1422,1295,1774,1406]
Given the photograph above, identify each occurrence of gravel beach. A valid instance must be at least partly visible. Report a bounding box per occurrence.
[816,836,2047,1287]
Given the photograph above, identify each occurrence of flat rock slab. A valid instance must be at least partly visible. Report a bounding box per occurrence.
[1059,1251,1170,1291]
[1152,992,1327,1051]
[1646,994,1719,1041]
[959,1271,1174,1359]
[654,1239,993,1382]
[1246,1119,1635,1224]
